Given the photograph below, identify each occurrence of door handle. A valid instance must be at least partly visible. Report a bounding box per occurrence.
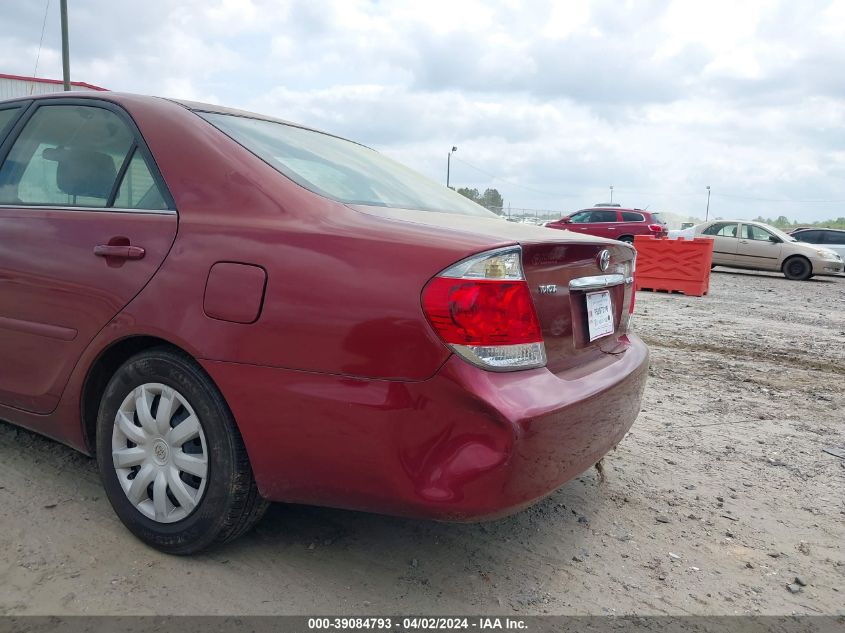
[94,244,146,260]
[739,240,749,244]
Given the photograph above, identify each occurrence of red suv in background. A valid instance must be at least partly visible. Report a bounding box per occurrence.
[546,206,668,243]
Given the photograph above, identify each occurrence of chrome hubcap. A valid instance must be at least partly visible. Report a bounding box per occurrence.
[111,383,208,524]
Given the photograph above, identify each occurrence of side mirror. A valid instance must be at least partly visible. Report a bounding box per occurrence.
[769,236,781,243]
[562,217,572,224]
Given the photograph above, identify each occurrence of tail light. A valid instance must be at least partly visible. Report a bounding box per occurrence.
[648,224,664,233]
[422,246,547,371]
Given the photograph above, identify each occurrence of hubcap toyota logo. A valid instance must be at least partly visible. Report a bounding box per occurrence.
[598,249,611,272]
[153,440,169,465]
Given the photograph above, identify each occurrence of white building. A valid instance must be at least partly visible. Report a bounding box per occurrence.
[0,73,106,100]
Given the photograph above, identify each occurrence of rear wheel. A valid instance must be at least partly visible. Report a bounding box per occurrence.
[96,348,268,554]
[618,235,634,244]
[782,256,812,281]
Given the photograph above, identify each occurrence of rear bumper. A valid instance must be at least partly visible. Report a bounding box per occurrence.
[201,334,649,520]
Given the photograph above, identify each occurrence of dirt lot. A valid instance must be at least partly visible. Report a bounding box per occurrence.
[1,269,843,616]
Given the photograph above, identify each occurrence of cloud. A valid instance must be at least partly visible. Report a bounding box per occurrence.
[1,0,845,221]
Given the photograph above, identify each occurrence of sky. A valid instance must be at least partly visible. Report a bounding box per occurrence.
[2,0,845,222]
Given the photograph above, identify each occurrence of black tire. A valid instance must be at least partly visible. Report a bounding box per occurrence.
[618,235,635,244]
[782,256,812,281]
[95,347,268,554]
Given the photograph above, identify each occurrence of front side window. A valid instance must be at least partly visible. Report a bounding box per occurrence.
[569,211,592,223]
[200,112,492,217]
[0,105,133,207]
[792,230,821,243]
[742,224,775,241]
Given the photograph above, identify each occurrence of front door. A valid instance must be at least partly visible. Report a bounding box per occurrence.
[0,100,177,413]
[735,224,782,270]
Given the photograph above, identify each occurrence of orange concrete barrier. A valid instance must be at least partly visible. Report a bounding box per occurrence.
[632,236,714,297]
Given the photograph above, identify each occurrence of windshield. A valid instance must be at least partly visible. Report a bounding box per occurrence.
[199,112,493,217]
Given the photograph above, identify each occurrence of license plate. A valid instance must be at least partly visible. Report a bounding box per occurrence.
[586,290,614,341]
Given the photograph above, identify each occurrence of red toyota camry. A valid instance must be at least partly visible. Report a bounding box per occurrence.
[0,93,648,554]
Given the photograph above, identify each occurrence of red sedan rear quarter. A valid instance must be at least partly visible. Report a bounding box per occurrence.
[0,93,648,553]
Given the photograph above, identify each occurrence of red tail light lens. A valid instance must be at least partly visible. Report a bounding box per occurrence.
[423,278,542,345]
[648,224,664,233]
[422,247,546,371]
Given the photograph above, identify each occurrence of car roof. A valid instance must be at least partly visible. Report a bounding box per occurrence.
[793,227,844,233]
[0,91,368,149]
[582,207,650,213]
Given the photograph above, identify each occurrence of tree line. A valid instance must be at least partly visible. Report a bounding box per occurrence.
[454,187,505,214]
[752,215,845,230]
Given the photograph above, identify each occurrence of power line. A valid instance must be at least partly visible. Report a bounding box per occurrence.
[451,158,845,205]
[31,0,51,95]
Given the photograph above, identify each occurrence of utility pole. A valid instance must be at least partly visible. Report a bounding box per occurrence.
[705,185,711,221]
[446,146,457,188]
[60,0,70,91]
[609,185,614,204]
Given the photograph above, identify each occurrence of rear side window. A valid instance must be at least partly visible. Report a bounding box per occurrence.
[823,231,845,245]
[0,105,134,207]
[590,210,618,222]
[703,222,738,237]
[113,149,168,210]
[0,107,21,142]
[621,211,644,221]
[0,104,170,210]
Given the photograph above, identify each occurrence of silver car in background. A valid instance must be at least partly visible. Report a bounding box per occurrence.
[790,228,845,265]
[681,220,843,280]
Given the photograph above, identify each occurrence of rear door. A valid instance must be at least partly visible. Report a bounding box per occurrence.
[0,99,177,413]
[736,223,782,270]
[701,222,740,264]
[589,209,621,238]
[820,230,845,260]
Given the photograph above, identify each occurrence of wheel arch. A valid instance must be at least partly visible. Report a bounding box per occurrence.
[80,335,208,454]
[781,254,813,278]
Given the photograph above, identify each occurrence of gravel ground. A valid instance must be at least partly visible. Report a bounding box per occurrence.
[1,268,843,616]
